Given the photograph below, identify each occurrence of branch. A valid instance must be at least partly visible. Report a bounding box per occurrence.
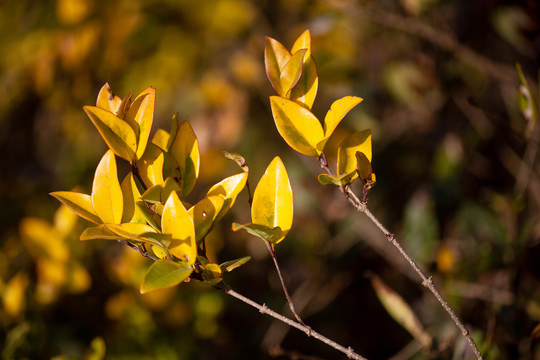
[265,242,307,325]
[318,154,484,359]
[214,281,368,360]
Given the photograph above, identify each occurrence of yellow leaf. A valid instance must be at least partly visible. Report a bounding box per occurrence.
[19,217,69,262]
[318,96,364,152]
[270,96,324,157]
[83,105,137,161]
[120,173,146,224]
[169,120,200,198]
[125,87,156,160]
[162,192,197,264]
[291,29,312,55]
[96,83,122,114]
[289,55,318,109]
[251,157,293,243]
[91,150,123,224]
[289,30,318,109]
[50,191,101,224]
[206,172,248,222]
[280,49,307,98]
[65,262,91,293]
[188,195,225,242]
[3,272,28,318]
[265,37,292,97]
[152,129,171,151]
[138,143,165,188]
[105,223,162,247]
[355,151,376,187]
[337,130,372,175]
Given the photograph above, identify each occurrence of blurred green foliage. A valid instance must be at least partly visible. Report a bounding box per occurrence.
[1,0,539,359]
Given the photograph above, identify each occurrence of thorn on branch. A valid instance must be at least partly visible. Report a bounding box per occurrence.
[385,233,395,242]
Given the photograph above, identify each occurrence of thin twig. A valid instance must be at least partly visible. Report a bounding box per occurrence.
[265,242,307,326]
[215,281,368,360]
[317,153,484,359]
[119,240,159,261]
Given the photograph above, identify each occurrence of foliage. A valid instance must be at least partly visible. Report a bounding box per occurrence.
[1,1,540,359]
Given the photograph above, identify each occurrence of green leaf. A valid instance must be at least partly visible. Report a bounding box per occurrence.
[140,259,193,293]
[138,143,165,188]
[91,150,123,224]
[83,106,137,161]
[162,192,197,264]
[169,120,200,198]
[280,49,307,98]
[201,263,222,284]
[206,172,248,222]
[188,195,225,242]
[337,130,372,175]
[270,96,324,157]
[251,156,293,244]
[516,63,538,138]
[317,170,357,186]
[370,275,432,348]
[50,191,101,224]
[219,256,251,272]
[125,87,156,160]
[318,96,364,152]
[265,37,292,97]
[231,223,284,244]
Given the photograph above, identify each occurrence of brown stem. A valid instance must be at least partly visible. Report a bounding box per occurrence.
[266,242,307,325]
[215,281,368,360]
[317,153,483,359]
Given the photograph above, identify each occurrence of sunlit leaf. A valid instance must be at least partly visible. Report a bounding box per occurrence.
[270,96,324,157]
[370,275,432,348]
[317,170,357,186]
[151,245,169,259]
[206,172,248,222]
[265,37,292,96]
[106,223,162,246]
[83,106,137,161]
[169,120,200,198]
[152,129,170,151]
[121,173,146,224]
[50,191,101,224]
[80,224,121,241]
[291,29,312,54]
[96,83,122,114]
[280,49,307,98]
[125,87,156,160]
[251,156,293,243]
[188,195,225,242]
[219,256,251,272]
[162,192,197,264]
[318,96,364,152]
[91,150,123,224]
[138,143,165,188]
[140,177,181,205]
[140,259,193,294]
[337,130,372,176]
[231,223,284,243]
[290,30,318,109]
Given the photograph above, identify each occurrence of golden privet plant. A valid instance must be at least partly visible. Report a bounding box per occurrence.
[52,30,484,360]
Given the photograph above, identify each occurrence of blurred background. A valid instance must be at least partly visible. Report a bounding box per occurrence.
[1,0,539,359]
